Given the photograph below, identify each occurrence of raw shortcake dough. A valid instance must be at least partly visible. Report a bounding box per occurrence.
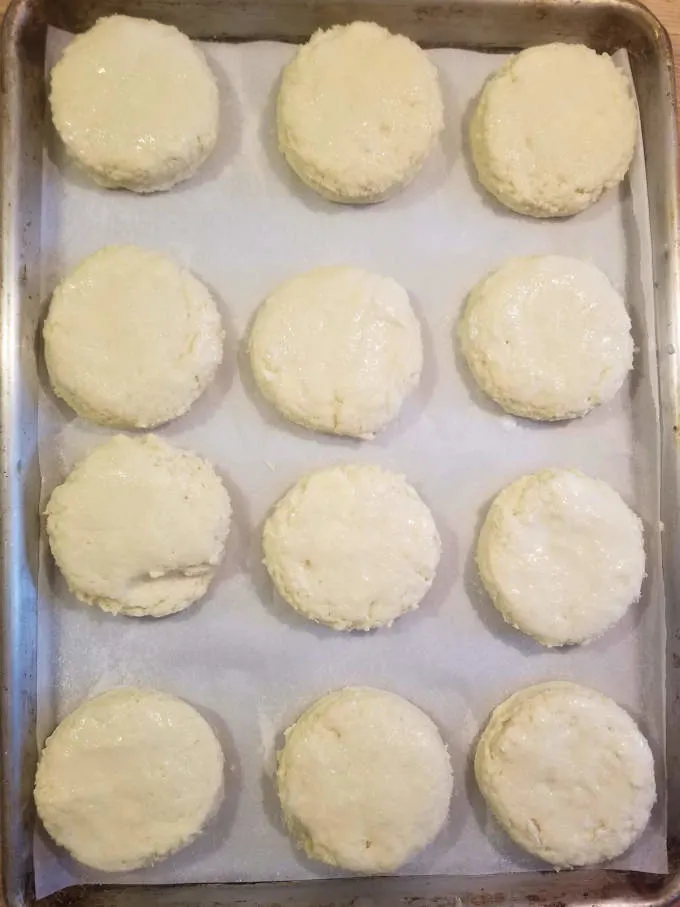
[476,469,645,646]
[44,245,224,429]
[458,255,633,420]
[263,464,441,630]
[249,266,423,438]
[50,15,219,192]
[34,688,225,871]
[470,43,636,217]
[46,434,231,617]
[277,21,444,202]
[277,687,453,872]
[475,682,656,867]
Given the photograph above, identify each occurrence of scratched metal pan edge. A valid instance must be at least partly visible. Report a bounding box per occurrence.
[1,0,678,905]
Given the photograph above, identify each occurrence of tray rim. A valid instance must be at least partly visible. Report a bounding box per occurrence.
[1,0,678,905]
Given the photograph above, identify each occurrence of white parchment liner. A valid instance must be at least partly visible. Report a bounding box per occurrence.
[34,32,666,897]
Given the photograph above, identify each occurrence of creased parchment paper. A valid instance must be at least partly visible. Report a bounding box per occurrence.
[34,30,666,897]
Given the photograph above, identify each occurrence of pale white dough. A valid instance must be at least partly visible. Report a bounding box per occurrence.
[44,245,224,429]
[46,434,231,617]
[476,469,645,646]
[277,21,444,202]
[263,464,441,630]
[34,688,225,871]
[470,43,636,217]
[277,687,453,872]
[50,15,219,192]
[475,682,656,867]
[249,266,423,438]
[458,255,633,420]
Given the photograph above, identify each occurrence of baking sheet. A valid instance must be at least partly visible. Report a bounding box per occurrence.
[34,30,667,898]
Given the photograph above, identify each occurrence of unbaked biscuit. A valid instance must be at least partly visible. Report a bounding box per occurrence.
[458,255,633,420]
[50,15,219,192]
[44,245,224,429]
[35,687,224,871]
[46,434,231,618]
[277,21,443,202]
[475,682,656,867]
[277,687,453,872]
[470,43,636,217]
[249,266,423,439]
[263,464,441,630]
[477,469,645,646]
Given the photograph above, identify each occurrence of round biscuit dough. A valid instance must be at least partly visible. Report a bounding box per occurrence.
[476,469,645,647]
[45,434,231,617]
[277,21,444,202]
[50,15,219,192]
[458,255,633,421]
[475,682,656,867]
[263,464,441,630]
[34,687,225,871]
[249,266,423,439]
[277,687,453,872]
[470,43,636,217]
[44,245,224,429]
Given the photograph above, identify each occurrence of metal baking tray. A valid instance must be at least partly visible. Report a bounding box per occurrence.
[1,0,678,904]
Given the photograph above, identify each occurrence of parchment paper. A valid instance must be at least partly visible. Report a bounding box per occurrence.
[34,30,667,898]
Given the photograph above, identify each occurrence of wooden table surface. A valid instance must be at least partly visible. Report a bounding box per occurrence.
[651,0,680,114]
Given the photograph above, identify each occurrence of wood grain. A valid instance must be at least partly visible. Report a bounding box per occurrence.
[645,0,680,113]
